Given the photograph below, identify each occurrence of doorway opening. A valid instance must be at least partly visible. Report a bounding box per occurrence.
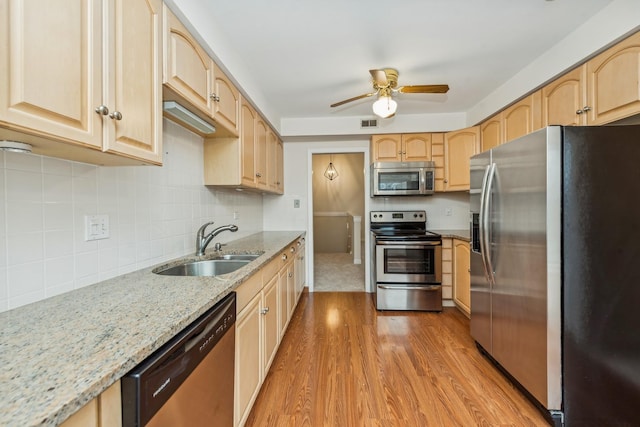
[311,152,366,292]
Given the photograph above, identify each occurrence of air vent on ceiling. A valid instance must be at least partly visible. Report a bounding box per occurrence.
[361,119,378,128]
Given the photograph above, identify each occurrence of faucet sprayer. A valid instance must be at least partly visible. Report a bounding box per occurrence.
[196,222,239,256]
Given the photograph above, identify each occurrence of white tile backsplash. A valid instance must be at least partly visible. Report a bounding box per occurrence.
[0,119,264,312]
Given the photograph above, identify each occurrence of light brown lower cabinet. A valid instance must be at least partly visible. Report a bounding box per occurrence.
[235,245,299,427]
[452,239,471,317]
[60,381,121,427]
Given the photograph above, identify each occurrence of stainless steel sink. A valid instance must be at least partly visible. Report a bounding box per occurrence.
[220,254,261,261]
[153,254,261,277]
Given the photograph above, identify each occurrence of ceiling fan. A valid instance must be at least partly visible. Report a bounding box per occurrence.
[330,68,449,118]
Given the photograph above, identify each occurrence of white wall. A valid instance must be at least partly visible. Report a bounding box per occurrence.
[0,120,263,312]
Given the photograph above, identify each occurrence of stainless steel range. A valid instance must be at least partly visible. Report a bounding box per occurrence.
[370,210,442,311]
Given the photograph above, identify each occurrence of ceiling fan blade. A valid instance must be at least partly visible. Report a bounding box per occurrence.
[398,84,450,94]
[369,69,388,87]
[330,92,376,108]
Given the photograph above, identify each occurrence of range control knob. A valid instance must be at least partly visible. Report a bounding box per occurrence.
[413,214,418,218]
[419,213,424,218]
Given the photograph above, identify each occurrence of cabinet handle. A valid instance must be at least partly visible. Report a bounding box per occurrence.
[576,109,584,115]
[256,172,262,178]
[261,307,270,315]
[444,179,448,183]
[95,105,109,115]
[582,106,591,112]
[290,247,295,253]
[109,111,122,120]
[210,93,220,102]
[282,254,288,261]
[288,272,293,278]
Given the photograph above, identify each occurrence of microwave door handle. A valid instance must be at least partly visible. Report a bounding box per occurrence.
[420,170,426,192]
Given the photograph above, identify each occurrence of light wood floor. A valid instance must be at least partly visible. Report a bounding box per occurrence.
[246,291,550,426]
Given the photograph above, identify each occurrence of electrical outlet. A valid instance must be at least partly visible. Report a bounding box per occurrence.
[294,199,300,208]
[85,214,109,241]
[445,207,453,216]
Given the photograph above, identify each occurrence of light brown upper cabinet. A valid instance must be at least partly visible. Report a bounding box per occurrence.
[444,126,480,192]
[371,133,432,162]
[502,92,542,144]
[0,0,163,165]
[275,138,284,194]
[542,66,588,127]
[204,96,283,194]
[585,31,640,125]
[212,63,240,135]
[162,5,239,137]
[267,129,284,194]
[480,113,503,152]
[255,118,269,191]
[163,5,213,118]
[240,99,257,187]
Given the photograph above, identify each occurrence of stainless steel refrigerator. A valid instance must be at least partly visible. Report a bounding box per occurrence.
[470,125,640,426]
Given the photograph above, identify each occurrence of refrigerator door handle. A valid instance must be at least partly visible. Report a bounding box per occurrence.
[478,164,491,279]
[481,163,497,282]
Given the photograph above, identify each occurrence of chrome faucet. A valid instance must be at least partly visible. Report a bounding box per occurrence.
[196,222,238,256]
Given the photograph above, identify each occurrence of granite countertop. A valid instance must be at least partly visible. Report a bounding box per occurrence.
[0,231,303,427]
[432,229,470,241]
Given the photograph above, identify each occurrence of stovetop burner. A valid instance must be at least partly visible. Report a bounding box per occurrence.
[370,210,441,242]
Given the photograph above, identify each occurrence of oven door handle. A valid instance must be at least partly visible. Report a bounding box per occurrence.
[378,285,441,291]
[375,241,441,246]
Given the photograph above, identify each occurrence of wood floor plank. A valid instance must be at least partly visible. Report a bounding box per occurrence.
[246,291,550,426]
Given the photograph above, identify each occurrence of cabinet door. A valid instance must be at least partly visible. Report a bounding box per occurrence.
[542,65,587,126]
[278,264,289,338]
[275,138,284,194]
[430,133,446,192]
[104,0,162,164]
[255,118,268,190]
[240,98,256,187]
[401,133,432,161]
[235,293,262,427]
[212,62,240,136]
[295,241,306,300]
[286,260,296,319]
[586,31,640,125]
[453,239,471,317]
[480,114,503,152]
[266,128,278,192]
[0,0,103,148]
[444,126,479,192]
[262,275,279,373]
[371,134,402,162]
[502,91,542,143]
[162,5,213,117]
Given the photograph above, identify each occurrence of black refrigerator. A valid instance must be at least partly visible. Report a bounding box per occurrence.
[470,125,640,426]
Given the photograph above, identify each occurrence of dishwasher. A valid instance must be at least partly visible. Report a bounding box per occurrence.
[122,292,236,427]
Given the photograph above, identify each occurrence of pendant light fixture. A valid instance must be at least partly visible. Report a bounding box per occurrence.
[324,155,339,181]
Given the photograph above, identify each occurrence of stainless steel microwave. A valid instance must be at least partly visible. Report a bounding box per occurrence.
[371,161,435,196]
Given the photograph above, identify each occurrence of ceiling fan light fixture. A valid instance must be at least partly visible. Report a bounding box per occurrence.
[372,95,397,118]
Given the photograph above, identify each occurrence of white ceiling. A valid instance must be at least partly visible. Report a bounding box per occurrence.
[171,0,617,128]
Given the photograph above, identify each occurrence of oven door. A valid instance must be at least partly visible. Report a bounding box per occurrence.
[375,241,442,283]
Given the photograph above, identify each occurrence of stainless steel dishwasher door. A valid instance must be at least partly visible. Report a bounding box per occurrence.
[147,329,234,426]
[122,292,236,427]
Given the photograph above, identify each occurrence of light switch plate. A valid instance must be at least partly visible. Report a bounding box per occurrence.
[85,214,110,241]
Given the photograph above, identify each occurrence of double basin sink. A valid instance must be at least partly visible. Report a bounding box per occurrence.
[153,253,261,277]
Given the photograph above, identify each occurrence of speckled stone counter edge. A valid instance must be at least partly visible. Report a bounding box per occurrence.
[0,231,304,427]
